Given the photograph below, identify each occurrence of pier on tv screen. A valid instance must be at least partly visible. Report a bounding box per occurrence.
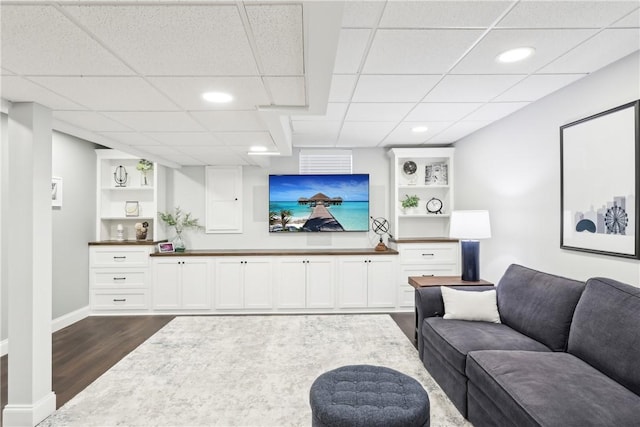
[269,174,370,232]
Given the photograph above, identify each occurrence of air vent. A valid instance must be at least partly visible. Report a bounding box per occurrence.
[299,149,352,174]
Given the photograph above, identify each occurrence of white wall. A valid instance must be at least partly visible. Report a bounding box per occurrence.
[1,113,8,342]
[51,132,97,318]
[454,51,640,285]
[164,148,389,250]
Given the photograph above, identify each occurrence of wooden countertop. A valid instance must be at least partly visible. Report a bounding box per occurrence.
[150,248,399,257]
[408,276,493,288]
[390,237,458,244]
[89,240,167,246]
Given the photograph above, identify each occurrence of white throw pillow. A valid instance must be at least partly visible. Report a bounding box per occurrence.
[440,287,501,323]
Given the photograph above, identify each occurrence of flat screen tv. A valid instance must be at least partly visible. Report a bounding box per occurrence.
[269,174,370,232]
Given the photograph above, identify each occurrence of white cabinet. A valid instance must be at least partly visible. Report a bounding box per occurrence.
[89,244,154,311]
[390,239,460,307]
[276,257,335,309]
[388,148,454,239]
[205,166,243,234]
[338,257,396,308]
[95,149,165,241]
[215,257,272,309]
[152,258,210,310]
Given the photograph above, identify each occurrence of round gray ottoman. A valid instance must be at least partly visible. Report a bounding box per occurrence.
[309,365,430,427]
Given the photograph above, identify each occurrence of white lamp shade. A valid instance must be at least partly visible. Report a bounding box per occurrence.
[449,210,491,239]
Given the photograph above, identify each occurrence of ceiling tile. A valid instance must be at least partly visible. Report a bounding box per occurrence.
[97,132,165,146]
[345,103,415,122]
[54,111,133,132]
[612,8,640,27]
[214,131,275,148]
[494,74,586,102]
[63,4,258,76]
[190,111,267,132]
[334,29,371,73]
[405,103,484,121]
[291,121,341,146]
[464,102,529,121]
[337,122,396,147]
[246,4,303,75]
[263,77,306,106]
[0,76,84,110]
[452,29,597,74]
[329,75,358,102]
[540,28,640,74]
[380,1,513,28]
[137,145,205,166]
[363,29,485,74]
[498,1,639,28]
[148,77,269,110]
[144,132,222,146]
[102,112,206,132]
[423,75,525,102]
[176,146,248,165]
[383,122,454,144]
[342,1,385,28]
[352,75,441,102]
[28,76,178,111]
[1,5,132,76]
[2,68,15,75]
[428,121,491,144]
[291,103,348,121]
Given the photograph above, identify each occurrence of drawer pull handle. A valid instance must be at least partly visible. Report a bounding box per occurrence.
[422,274,435,277]
[113,256,127,260]
[113,277,126,281]
[422,253,435,256]
[113,298,127,302]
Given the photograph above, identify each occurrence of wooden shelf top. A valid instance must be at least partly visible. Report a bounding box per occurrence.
[89,240,167,246]
[409,276,493,288]
[390,237,458,244]
[150,248,399,257]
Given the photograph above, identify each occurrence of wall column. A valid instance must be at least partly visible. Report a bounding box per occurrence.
[2,102,56,426]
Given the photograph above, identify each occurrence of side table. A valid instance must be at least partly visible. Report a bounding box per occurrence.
[409,276,494,340]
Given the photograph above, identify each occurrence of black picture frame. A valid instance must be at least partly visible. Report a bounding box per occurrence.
[560,100,640,259]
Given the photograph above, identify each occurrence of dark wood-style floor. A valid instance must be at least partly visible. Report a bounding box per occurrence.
[0,312,415,422]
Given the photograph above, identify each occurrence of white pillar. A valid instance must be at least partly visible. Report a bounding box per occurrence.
[2,103,56,426]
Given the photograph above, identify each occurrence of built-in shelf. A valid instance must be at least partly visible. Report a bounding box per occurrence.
[101,186,155,191]
[398,184,450,190]
[398,213,451,218]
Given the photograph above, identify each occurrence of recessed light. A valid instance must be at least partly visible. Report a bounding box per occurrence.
[412,126,429,133]
[202,91,233,103]
[247,151,280,156]
[496,47,535,63]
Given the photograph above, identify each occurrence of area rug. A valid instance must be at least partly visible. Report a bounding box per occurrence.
[39,315,470,427]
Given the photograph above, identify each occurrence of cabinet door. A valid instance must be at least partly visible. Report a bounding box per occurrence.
[243,258,272,309]
[153,260,181,309]
[181,260,210,309]
[215,259,244,309]
[276,258,307,309]
[368,258,396,308]
[306,258,335,309]
[205,166,242,233]
[338,258,368,308]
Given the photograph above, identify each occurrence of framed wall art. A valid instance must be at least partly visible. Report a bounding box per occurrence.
[560,100,640,259]
[125,201,139,217]
[52,176,63,208]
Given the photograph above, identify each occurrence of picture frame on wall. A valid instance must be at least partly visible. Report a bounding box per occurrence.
[560,99,640,259]
[52,176,63,208]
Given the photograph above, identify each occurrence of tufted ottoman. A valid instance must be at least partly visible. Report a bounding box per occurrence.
[309,365,430,427]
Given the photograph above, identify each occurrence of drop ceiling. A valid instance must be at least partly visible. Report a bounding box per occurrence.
[1,1,639,168]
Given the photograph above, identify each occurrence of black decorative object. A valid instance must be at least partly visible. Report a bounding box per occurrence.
[426,197,443,214]
[114,165,128,187]
[460,241,480,282]
[371,216,392,251]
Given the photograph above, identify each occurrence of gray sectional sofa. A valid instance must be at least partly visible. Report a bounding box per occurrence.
[415,264,640,426]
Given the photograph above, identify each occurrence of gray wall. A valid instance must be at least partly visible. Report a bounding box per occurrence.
[51,131,97,319]
[454,51,640,285]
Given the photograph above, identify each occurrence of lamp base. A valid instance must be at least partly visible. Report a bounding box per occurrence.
[460,240,480,282]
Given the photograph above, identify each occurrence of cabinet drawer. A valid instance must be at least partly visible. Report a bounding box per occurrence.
[398,285,415,308]
[93,271,147,288]
[400,264,459,279]
[399,244,458,264]
[92,290,148,310]
[91,248,149,267]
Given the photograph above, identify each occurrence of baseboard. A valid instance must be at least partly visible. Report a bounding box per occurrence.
[2,391,56,427]
[0,306,90,357]
[51,305,90,333]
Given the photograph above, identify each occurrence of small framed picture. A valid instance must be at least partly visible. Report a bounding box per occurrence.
[52,176,63,208]
[125,201,139,217]
[158,242,175,253]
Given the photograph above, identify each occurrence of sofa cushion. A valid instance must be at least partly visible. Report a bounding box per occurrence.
[568,277,640,396]
[466,350,640,427]
[497,264,585,351]
[422,318,550,375]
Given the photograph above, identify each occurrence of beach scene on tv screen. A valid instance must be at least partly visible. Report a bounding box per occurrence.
[269,174,369,232]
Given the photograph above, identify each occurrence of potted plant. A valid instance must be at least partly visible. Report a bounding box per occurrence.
[158,207,203,252]
[136,159,153,186]
[401,194,420,214]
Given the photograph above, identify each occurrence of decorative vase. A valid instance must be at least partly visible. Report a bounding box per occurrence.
[173,232,186,252]
[140,170,149,186]
[136,230,147,241]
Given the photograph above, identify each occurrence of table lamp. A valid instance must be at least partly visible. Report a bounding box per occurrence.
[449,210,491,282]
